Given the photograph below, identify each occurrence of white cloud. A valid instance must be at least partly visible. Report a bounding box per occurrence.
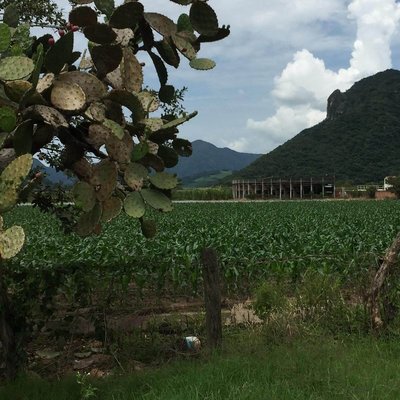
[245,0,400,153]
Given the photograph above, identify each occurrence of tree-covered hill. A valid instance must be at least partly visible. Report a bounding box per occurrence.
[234,69,400,184]
[169,140,261,179]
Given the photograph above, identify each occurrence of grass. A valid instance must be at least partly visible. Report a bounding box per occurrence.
[3,332,400,399]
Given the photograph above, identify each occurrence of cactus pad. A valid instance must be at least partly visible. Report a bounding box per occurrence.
[73,181,96,212]
[172,34,196,60]
[22,105,69,128]
[158,85,175,103]
[57,71,107,103]
[173,138,192,157]
[0,23,11,53]
[124,162,148,190]
[44,31,74,74]
[105,131,133,165]
[51,81,86,113]
[131,142,149,161]
[69,6,97,27]
[1,153,32,194]
[101,196,122,222]
[84,23,117,44]
[138,91,159,112]
[0,185,18,213]
[0,56,35,81]
[4,80,31,102]
[91,44,122,76]
[177,13,193,33]
[170,0,192,4]
[109,2,144,29]
[155,39,180,68]
[144,13,177,37]
[72,158,93,181]
[3,4,19,28]
[94,0,115,18]
[157,145,179,168]
[161,111,197,129]
[85,102,106,122]
[75,202,102,237]
[149,172,178,190]
[13,120,34,156]
[147,141,159,155]
[0,225,25,259]
[142,118,164,132]
[141,188,173,212]
[103,119,124,140]
[36,73,55,94]
[114,28,134,47]
[121,48,143,92]
[189,58,216,70]
[91,159,117,201]
[0,132,7,149]
[87,123,110,149]
[0,107,16,133]
[140,218,157,238]
[106,67,123,90]
[124,191,145,218]
[148,51,168,86]
[189,2,219,36]
[107,90,145,121]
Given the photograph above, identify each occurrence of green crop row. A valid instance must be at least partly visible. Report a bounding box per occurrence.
[3,200,400,294]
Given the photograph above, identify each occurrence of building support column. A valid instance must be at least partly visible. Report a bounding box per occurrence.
[300,179,303,199]
[261,179,264,200]
[311,177,313,199]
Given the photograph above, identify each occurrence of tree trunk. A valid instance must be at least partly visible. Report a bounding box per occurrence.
[201,248,222,349]
[369,232,400,330]
[0,267,17,380]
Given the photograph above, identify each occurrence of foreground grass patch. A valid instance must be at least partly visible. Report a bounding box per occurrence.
[2,333,400,400]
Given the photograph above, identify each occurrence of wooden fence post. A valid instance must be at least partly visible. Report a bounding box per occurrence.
[201,248,222,348]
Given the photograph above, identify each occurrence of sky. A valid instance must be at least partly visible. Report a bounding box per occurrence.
[52,0,400,155]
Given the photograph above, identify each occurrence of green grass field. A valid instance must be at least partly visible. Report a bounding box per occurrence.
[2,332,400,400]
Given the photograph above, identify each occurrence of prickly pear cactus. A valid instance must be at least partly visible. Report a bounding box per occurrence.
[0,0,229,238]
[0,154,33,260]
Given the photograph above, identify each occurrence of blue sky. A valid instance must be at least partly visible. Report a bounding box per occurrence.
[53,0,400,154]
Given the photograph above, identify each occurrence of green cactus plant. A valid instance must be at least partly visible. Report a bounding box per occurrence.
[124,162,148,190]
[0,225,25,260]
[0,1,229,377]
[4,80,32,102]
[189,58,216,71]
[189,2,219,36]
[141,188,173,212]
[124,191,146,218]
[101,196,122,222]
[74,202,102,236]
[51,81,87,113]
[149,171,178,190]
[0,0,229,237]
[0,107,16,133]
[0,23,11,53]
[0,56,35,81]
[73,181,97,212]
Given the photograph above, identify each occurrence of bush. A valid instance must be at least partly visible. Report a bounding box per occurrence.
[253,280,288,320]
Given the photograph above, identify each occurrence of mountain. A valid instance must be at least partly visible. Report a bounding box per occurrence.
[234,69,400,184]
[31,139,259,188]
[169,140,261,183]
[33,159,75,186]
